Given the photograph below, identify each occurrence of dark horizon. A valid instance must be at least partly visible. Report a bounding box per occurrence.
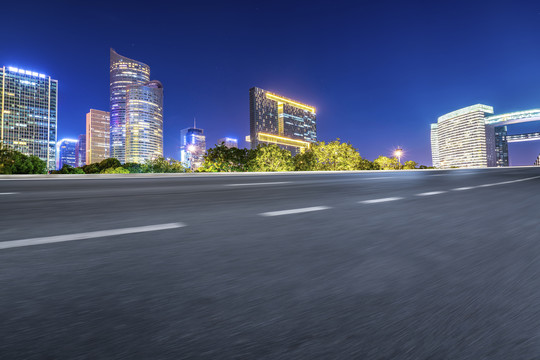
[2,0,540,165]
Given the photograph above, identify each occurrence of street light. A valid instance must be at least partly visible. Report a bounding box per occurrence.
[395,147,403,168]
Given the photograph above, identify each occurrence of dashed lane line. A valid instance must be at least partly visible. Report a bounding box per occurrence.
[0,192,18,195]
[359,197,403,204]
[0,223,186,250]
[225,181,291,187]
[416,191,447,196]
[259,206,331,217]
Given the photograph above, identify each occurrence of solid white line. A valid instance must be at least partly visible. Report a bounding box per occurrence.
[477,175,540,188]
[453,187,475,191]
[416,191,447,196]
[260,206,331,217]
[0,223,186,250]
[0,192,18,195]
[225,181,291,187]
[359,197,403,204]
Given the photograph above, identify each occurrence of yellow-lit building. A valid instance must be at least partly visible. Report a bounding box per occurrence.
[249,87,316,155]
[86,109,110,164]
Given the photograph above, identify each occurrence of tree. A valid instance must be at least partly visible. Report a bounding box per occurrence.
[373,156,400,170]
[122,162,144,173]
[51,164,85,174]
[144,157,189,173]
[293,150,317,171]
[81,163,100,174]
[102,167,130,174]
[0,145,47,174]
[309,139,363,171]
[249,144,293,172]
[357,157,377,170]
[402,160,418,170]
[199,144,254,172]
[99,158,121,171]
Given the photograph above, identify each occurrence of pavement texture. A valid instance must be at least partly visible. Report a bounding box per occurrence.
[1,168,540,359]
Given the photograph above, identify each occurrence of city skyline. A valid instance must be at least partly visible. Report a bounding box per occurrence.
[2,1,540,165]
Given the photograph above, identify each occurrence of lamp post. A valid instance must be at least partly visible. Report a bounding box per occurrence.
[395,147,403,169]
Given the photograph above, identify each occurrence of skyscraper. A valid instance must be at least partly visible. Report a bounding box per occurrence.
[0,66,58,170]
[180,127,206,170]
[249,87,316,155]
[56,139,77,169]
[430,124,439,168]
[110,49,150,163]
[86,109,110,164]
[75,134,86,167]
[431,104,494,168]
[125,80,163,163]
[217,137,238,148]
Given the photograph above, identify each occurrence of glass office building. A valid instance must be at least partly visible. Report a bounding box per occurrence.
[76,134,86,167]
[125,80,163,163]
[430,123,440,168]
[56,138,77,169]
[249,87,316,155]
[110,49,150,163]
[431,104,494,168]
[86,109,110,164]
[0,66,58,170]
[180,127,206,170]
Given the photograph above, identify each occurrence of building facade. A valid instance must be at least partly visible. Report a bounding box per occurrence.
[431,105,540,168]
[0,66,58,170]
[125,80,163,163]
[57,138,77,169]
[180,127,206,170]
[86,109,110,164]
[217,137,238,148]
[110,49,150,163]
[249,87,316,155]
[75,134,86,167]
[431,104,494,168]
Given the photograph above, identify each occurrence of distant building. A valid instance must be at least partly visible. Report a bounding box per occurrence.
[180,127,206,170]
[535,154,540,166]
[76,134,86,167]
[0,66,58,170]
[57,139,77,169]
[249,87,316,155]
[125,80,163,163]
[110,49,150,163]
[217,137,238,148]
[431,105,540,168]
[86,109,110,164]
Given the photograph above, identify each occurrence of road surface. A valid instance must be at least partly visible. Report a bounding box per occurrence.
[1,168,540,359]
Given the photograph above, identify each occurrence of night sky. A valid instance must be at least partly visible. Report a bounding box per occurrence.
[2,0,540,165]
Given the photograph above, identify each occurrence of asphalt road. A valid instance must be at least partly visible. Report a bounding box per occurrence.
[1,168,540,359]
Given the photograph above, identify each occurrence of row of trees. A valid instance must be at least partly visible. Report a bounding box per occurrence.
[1,140,429,175]
[199,140,427,172]
[0,146,47,174]
[51,157,190,174]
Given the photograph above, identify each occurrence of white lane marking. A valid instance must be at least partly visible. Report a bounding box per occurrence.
[453,187,474,191]
[359,197,403,204]
[477,176,540,188]
[260,206,331,217]
[416,191,447,196]
[225,181,291,187]
[431,174,446,176]
[0,192,18,195]
[0,223,185,250]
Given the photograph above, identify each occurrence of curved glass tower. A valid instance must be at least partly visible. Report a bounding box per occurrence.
[109,49,150,163]
[125,81,164,163]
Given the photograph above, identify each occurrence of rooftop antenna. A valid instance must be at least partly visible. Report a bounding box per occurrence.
[193,117,196,129]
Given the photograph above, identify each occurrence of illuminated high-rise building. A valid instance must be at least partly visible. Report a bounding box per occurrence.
[249,87,316,155]
[125,80,163,163]
[430,124,440,168]
[75,134,86,167]
[180,126,206,170]
[0,66,57,170]
[110,49,150,163]
[56,138,77,169]
[217,137,238,148]
[86,109,110,164]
